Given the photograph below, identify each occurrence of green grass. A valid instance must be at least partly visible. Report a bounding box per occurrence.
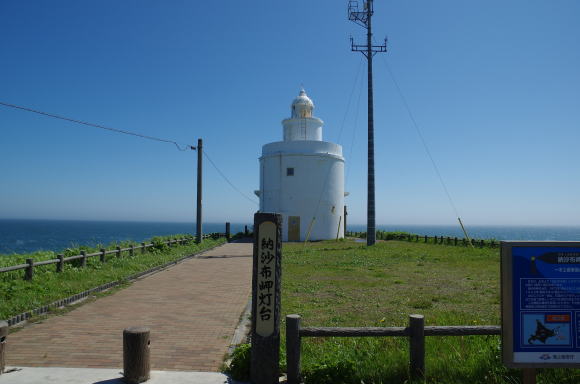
[0,235,225,320]
[280,240,580,384]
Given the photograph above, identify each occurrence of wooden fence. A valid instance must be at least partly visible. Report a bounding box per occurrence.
[0,233,225,281]
[346,231,499,248]
[285,314,500,383]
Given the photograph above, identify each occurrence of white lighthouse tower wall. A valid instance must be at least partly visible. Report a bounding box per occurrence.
[258,89,345,241]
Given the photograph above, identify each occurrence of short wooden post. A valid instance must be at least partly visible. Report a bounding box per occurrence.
[57,254,65,272]
[141,243,146,254]
[130,245,135,257]
[480,239,484,248]
[245,225,249,236]
[424,235,427,243]
[226,222,231,241]
[522,368,536,384]
[251,212,282,384]
[25,258,34,280]
[117,246,122,258]
[454,237,458,246]
[100,249,106,263]
[409,314,425,381]
[80,251,87,268]
[286,315,302,384]
[123,327,150,383]
[0,320,8,374]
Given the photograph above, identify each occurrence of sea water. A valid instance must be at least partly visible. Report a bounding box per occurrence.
[0,219,249,255]
[1,219,580,255]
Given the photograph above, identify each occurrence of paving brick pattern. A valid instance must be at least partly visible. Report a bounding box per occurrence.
[6,243,252,371]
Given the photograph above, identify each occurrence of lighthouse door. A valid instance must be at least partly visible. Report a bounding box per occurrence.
[288,216,300,242]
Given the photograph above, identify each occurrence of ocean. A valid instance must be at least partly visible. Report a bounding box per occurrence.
[0,219,249,255]
[1,219,580,255]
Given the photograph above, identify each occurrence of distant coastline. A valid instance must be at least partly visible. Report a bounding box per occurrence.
[1,219,580,255]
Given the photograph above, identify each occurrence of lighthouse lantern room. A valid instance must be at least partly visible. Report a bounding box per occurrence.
[255,89,345,241]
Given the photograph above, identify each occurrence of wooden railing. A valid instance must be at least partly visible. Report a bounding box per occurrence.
[0,233,225,280]
[346,231,499,248]
[285,314,500,383]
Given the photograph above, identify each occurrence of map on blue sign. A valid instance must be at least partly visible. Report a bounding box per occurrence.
[512,246,580,363]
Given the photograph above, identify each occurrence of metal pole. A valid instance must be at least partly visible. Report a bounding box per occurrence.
[366,0,376,246]
[196,138,203,243]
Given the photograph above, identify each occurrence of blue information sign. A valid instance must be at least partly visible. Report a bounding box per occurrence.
[502,242,580,367]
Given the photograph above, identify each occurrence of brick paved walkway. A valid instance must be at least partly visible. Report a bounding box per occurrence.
[6,242,252,371]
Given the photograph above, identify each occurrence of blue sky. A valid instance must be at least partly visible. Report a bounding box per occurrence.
[1,0,579,226]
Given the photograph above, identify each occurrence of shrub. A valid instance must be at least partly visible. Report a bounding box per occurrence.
[225,343,251,381]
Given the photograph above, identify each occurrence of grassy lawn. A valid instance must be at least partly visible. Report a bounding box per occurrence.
[0,235,225,320]
[280,240,579,384]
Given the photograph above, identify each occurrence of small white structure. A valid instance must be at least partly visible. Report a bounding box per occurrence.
[255,89,345,241]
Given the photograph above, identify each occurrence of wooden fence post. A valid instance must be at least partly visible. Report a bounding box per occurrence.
[81,251,87,268]
[245,225,249,236]
[130,245,135,257]
[123,327,150,383]
[100,249,106,263]
[286,315,302,384]
[117,246,122,259]
[480,239,484,248]
[226,222,231,241]
[25,258,34,280]
[424,235,427,243]
[141,243,146,254]
[0,320,8,374]
[454,237,458,246]
[57,254,65,272]
[409,314,425,381]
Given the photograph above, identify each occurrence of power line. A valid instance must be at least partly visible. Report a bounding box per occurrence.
[203,150,259,206]
[378,57,462,219]
[0,101,192,151]
[1,100,260,207]
[336,57,365,145]
[345,66,365,188]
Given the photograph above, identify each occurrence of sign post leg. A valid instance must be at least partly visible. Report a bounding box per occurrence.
[522,368,536,384]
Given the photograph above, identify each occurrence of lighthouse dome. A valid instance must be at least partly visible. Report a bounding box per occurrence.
[291,88,314,118]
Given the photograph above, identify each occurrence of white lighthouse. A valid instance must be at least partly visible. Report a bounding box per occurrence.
[256,89,345,241]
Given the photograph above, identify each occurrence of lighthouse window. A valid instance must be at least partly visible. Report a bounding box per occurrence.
[286,167,294,176]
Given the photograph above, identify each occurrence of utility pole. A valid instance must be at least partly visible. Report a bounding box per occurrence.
[348,0,386,246]
[191,139,203,243]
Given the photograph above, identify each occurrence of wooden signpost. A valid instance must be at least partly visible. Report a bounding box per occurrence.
[251,212,282,384]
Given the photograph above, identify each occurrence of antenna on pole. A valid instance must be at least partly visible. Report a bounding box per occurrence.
[348,0,386,246]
